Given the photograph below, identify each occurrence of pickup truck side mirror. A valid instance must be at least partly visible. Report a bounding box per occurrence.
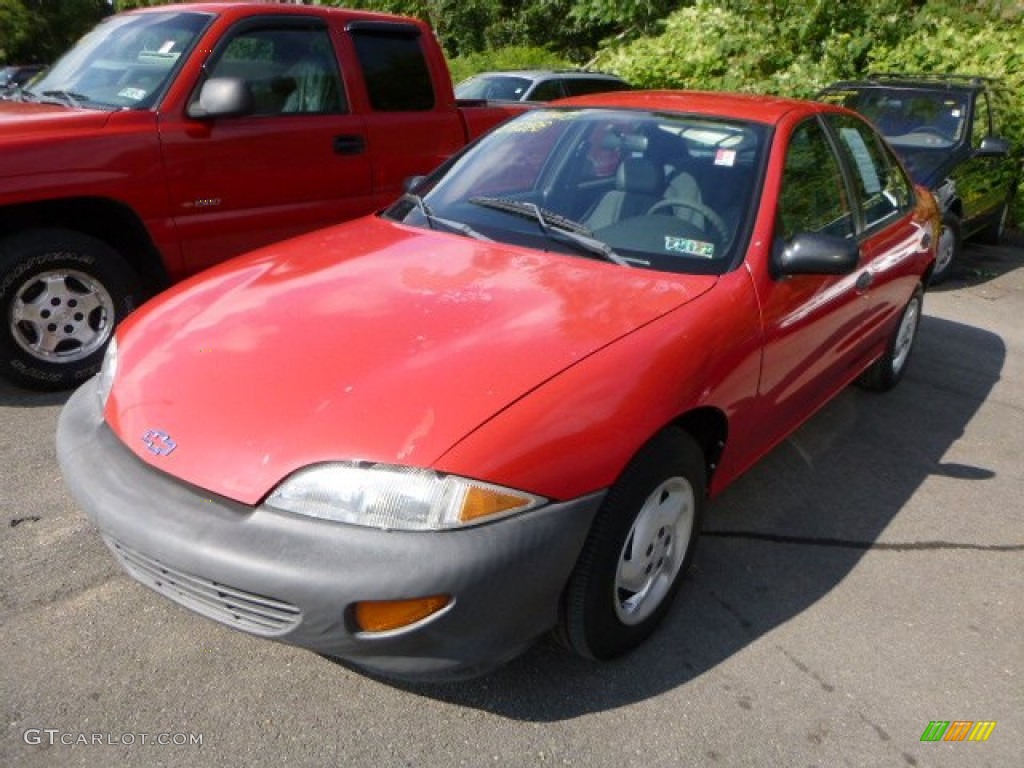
[403,175,426,193]
[188,77,255,120]
[774,232,860,277]
[975,136,1010,157]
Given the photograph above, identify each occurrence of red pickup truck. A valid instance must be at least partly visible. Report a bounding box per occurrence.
[0,2,520,390]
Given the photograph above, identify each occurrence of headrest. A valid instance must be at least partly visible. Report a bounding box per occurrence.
[616,157,661,194]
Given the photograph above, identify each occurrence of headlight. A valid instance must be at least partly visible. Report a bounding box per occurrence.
[264,462,546,531]
[95,336,118,411]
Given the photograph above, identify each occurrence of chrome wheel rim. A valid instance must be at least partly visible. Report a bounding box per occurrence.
[10,269,115,363]
[892,296,920,375]
[614,476,694,625]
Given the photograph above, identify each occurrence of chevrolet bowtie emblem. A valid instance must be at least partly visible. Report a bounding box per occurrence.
[141,429,177,456]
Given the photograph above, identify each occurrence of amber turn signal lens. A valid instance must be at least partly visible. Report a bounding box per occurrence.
[353,595,451,632]
[460,485,533,522]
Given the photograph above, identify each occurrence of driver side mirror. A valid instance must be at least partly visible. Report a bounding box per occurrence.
[975,136,1010,157]
[774,232,860,277]
[187,77,255,119]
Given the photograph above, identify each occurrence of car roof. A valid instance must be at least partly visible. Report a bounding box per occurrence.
[474,70,623,79]
[126,2,424,26]
[823,74,992,93]
[553,89,828,126]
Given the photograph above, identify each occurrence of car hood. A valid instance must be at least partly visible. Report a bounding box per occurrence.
[0,101,111,137]
[106,217,716,504]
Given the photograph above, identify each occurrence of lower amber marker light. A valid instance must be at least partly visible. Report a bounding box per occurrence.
[354,595,451,632]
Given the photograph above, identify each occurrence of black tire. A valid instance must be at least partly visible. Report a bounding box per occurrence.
[558,428,705,660]
[0,229,142,391]
[858,284,923,392]
[930,211,960,286]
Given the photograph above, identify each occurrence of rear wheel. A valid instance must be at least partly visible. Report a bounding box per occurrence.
[0,229,141,391]
[858,284,923,392]
[558,429,705,660]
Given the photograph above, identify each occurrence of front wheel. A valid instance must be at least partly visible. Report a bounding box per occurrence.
[0,229,141,391]
[858,284,923,392]
[558,429,705,660]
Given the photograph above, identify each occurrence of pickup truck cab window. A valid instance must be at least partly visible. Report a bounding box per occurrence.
[349,25,434,111]
[204,23,345,115]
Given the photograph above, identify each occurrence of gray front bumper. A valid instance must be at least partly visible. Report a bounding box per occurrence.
[57,383,604,680]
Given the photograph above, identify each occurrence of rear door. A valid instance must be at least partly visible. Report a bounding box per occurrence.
[159,14,372,275]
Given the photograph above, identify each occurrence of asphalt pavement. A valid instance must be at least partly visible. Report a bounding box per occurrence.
[3,236,1022,768]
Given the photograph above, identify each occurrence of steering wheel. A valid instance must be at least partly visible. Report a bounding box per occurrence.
[647,199,730,244]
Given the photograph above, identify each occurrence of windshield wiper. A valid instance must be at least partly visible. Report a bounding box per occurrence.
[40,89,90,107]
[403,193,492,242]
[468,196,630,267]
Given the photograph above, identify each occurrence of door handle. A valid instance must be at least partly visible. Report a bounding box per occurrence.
[855,270,873,293]
[333,134,365,155]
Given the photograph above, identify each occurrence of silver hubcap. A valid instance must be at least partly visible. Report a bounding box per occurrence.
[935,223,954,273]
[892,296,920,375]
[614,476,695,625]
[10,269,115,363]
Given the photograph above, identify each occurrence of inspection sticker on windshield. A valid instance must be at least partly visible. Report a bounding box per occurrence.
[118,88,147,101]
[714,148,736,167]
[665,236,714,258]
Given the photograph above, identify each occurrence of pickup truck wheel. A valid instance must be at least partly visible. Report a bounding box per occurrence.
[930,212,960,285]
[857,284,923,393]
[558,429,705,660]
[0,229,141,391]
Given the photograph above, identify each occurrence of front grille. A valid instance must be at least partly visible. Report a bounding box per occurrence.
[105,536,301,636]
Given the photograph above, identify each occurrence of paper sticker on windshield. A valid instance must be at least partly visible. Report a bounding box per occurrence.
[714,148,736,167]
[665,236,715,258]
[118,87,147,101]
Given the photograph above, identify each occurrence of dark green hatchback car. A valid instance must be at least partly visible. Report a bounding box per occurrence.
[819,74,1019,283]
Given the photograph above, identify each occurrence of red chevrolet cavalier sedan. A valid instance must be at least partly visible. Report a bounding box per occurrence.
[58,91,938,680]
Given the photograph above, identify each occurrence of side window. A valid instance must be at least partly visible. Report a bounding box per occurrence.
[971,92,991,148]
[828,114,911,230]
[350,28,434,111]
[528,79,565,101]
[565,78,622,97]
[205,24,345,115]
[778,119,853,241]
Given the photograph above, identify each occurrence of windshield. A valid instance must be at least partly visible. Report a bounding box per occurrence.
[455,75,532,101]
[385,108,767,275]
[22,11,211,110]
[823,87,968,150]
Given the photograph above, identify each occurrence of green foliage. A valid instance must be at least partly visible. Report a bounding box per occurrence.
[0,0,37,62]
[448,45,573,84]
[1,0,112,64]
